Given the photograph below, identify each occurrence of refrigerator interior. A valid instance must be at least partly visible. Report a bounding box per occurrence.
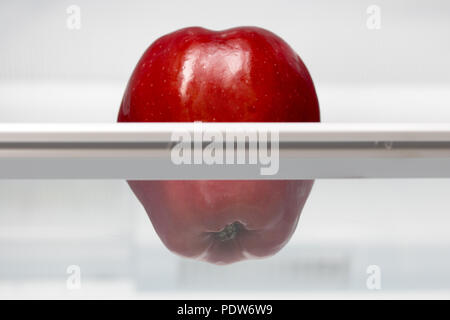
[0,0,450,298]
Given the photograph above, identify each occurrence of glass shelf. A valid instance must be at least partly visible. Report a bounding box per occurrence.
[0,123,449,179]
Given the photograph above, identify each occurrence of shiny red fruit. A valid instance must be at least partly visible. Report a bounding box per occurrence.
[118,26,320,264]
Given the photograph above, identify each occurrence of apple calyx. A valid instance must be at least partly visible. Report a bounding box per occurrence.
[215,221,243,241]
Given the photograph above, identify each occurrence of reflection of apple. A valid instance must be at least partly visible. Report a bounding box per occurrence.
[118,27,320,264]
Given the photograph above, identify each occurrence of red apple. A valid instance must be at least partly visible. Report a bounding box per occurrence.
[118,26,320,264]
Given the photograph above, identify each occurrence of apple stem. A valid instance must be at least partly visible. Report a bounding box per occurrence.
[216,221,242,241]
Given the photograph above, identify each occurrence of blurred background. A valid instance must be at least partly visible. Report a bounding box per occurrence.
[0,0,450,299]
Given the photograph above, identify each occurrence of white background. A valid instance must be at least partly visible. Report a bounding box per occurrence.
[0,0,450,299]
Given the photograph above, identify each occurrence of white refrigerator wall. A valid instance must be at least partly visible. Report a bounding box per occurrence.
[1,0,450,84]
[0,0,450,298]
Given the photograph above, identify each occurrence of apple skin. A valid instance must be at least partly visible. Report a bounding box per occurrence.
[118,26,320,265]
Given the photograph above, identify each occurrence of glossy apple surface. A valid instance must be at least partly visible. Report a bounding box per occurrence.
[118,26,320,264]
